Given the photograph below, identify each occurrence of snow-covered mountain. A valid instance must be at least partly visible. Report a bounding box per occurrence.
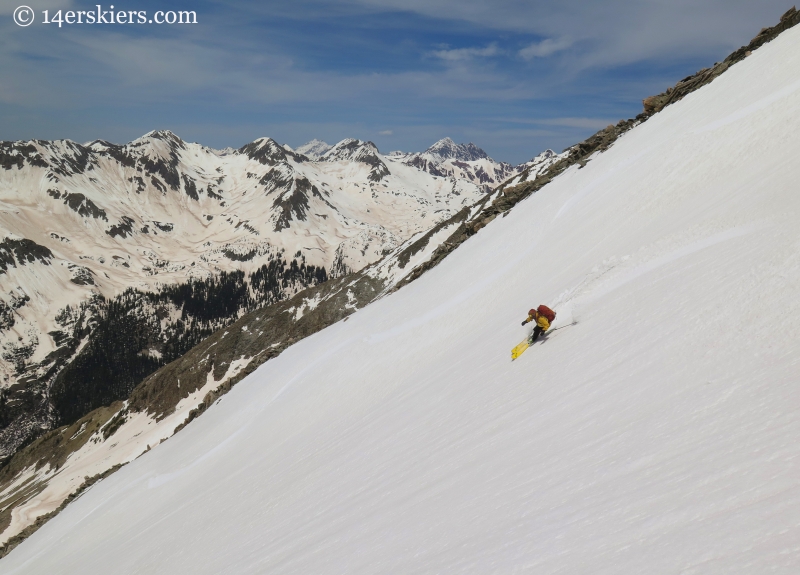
[394,137,562,192]
[3,12,799,572]
[423,136,488,162]
[293,136,563,193]
[294,139,331,159]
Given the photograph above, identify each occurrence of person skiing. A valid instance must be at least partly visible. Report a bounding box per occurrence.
[521,305,556,344]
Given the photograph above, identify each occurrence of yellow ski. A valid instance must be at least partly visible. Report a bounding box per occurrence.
[511,340,529,360]
[511,321,577,360]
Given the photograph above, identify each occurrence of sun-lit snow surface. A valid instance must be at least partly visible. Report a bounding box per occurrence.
[5,27,800,574]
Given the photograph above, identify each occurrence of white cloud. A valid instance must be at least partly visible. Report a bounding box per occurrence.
[519,37,572,60]
[378,129,393,135]
[430,43,500,61]
[538,117,614,129]
[350,0,791,69]
[491,116,617,130]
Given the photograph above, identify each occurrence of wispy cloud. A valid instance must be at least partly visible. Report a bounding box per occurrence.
[349,0,790,67]
[519,37,572,60]
[538,117,614,130]
[378,129,393,135]
[493,116,615,128]
[430,43,500,62]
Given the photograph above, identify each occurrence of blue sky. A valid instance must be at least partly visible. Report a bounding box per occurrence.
[0,0,791,163]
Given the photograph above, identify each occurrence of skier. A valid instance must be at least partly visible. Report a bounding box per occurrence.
[521,305,556,344]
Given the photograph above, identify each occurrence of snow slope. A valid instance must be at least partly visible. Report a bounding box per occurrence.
[4,24,800,575]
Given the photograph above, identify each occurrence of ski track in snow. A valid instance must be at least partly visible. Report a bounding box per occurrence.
[147,428,245,490]
[554,146,653,220]
[581,223,762,304]
[4,24,800,575]
[366,241,538,345]
[694,77,800,133]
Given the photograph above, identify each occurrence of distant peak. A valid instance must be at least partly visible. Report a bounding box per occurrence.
[528,149,556,162]
[248,136,281,149]
[321,139,380,161]
[296,139,332,160]
[238,137,289,166]
[142,129,182,141]
[131,130,187,151]
[87,139,115,150]
[424,138,489,162]
[523,149,567,168]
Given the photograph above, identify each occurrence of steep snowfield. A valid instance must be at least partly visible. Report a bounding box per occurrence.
[4,25,800,574]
